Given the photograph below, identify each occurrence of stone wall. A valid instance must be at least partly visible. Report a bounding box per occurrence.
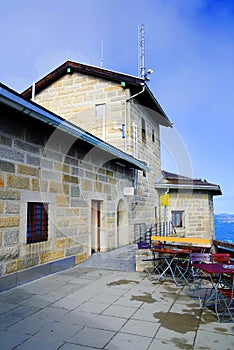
[159,190,215,238]
[34,73,128,152]
[0,109,136,277]
[33,72,162,227]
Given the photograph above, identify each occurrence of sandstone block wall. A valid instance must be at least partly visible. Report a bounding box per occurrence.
[159,190,215,238]
[0,110,137,277]
[34,72,162,228]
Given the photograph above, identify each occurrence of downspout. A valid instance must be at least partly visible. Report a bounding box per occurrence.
[126,83,145,103]
[124,100,127,151]
[125,83,145,151]
[126,83,146,157]
[126,83,146,194]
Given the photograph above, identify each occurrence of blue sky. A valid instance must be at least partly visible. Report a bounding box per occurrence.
[1,0,234,214]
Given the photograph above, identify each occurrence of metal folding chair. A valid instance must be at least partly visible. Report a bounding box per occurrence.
[141,254,166,280]
[215,274,234,322]
[187,252,211,301]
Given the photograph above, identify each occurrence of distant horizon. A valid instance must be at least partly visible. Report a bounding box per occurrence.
[214,212,234,216]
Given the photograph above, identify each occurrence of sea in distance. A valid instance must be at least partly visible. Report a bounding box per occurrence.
[214,214,234,243]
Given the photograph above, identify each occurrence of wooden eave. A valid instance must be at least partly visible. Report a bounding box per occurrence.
[21,61,172,127]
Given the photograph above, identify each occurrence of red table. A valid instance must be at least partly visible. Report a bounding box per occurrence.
[193,263,234,275]
[192,263,234,320]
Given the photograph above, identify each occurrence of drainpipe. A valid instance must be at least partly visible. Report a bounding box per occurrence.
[126,83,145,103]
[124,100,127,151]
[126,83,145,196]
[124,83,145,151]
[126,83,145,156]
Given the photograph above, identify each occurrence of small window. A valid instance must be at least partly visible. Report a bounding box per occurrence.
[152,129,155,143]
[27,202,48,244]
[172,211,184,228]
[141,118,146,143]
[95,103,105,118]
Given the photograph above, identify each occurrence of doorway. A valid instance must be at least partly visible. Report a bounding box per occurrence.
[117,199,128,246]
[91,200,102,253]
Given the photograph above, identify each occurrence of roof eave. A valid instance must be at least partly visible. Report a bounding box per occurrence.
[21,61,172,128]
[144,85,172,127]
[21,61,144,98]
[0,83,149,172]
[155,183,222,195]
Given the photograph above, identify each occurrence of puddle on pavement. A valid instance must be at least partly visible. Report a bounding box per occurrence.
[171,337,193,350]
[131,292,157,304]
[153,311,199,333]
[107,279,139,287]
[159,291,178,301]
[200,309,217,324]
[214,326,229,333]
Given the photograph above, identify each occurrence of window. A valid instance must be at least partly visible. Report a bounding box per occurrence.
[171,211,184,228]
[95,103,105,118]
[27,202,48,244]
[152,129,155,143]
[141,118,146,143]
[95,104,106,140]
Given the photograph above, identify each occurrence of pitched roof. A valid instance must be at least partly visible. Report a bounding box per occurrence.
[155,170,222,195]
[0,82,149,172]
[21,60,172,127]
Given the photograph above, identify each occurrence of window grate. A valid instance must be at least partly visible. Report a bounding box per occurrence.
[27,202,48,244]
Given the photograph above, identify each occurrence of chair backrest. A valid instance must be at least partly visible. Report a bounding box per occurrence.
[189,252,211,264]
[212,253,231,263]
[137,242,151,249]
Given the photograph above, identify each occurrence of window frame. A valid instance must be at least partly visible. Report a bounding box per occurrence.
[95,103,106,140]
[27,202,49,244]
[171,210,184,228]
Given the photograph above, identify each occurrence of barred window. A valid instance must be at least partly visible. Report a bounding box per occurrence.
[27,202,48,244]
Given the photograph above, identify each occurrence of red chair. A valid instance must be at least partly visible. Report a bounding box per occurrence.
[216,275,234,322]
[212,253,231,264]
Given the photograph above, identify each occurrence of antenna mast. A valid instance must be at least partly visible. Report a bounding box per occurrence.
[138,24,153,81]
[139,24,145,79]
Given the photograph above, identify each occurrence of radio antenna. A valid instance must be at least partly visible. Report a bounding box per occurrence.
[138,24,154,81]
[139,24,145,79]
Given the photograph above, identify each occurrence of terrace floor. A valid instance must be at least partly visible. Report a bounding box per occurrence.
[0,245,233,350]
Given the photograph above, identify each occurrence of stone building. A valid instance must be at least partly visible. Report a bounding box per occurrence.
[155,171,222,239]
[0,61,222,288]
[22,61,173,227]
[21,60,222,240]
[0,83,148,289]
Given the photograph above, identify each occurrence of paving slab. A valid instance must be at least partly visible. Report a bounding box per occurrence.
[70,326,115,348]
[0,244,234,350]
[104,332,152,350]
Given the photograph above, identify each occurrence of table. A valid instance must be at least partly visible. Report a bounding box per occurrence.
[151,247,190,286]
[192,263,234,321]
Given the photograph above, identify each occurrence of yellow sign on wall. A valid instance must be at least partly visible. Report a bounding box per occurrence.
[160,194,170,207]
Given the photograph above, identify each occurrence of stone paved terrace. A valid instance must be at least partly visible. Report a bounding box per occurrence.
[0,245,233,350]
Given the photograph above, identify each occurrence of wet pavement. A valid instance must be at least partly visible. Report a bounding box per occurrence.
[0,245,233,349]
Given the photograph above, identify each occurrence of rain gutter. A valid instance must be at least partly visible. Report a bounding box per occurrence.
[155,182,222,195]
[0,84,149,172]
